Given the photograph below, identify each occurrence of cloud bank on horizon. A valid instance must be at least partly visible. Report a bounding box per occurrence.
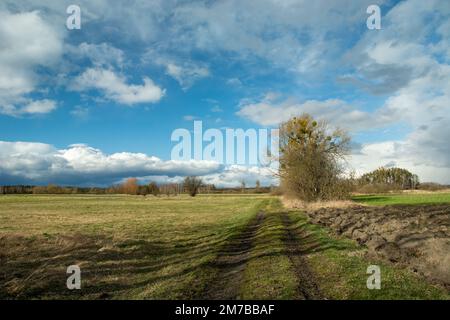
[0,0,449,186]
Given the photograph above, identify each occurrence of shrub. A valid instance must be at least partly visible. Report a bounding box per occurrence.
[279,114,351,202]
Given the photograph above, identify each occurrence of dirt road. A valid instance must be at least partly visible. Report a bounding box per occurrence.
[202,210,323,299]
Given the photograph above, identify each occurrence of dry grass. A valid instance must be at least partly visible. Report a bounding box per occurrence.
[401,189,450,194]
[281,196,361,211]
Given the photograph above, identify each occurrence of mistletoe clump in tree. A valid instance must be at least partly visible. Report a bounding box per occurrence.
[279,114,351,202]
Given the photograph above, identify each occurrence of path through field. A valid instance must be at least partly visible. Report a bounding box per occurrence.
[202,205,322,300]
[203,212,265,299]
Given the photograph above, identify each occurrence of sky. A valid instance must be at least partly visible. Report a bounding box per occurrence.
[0,0,449,187]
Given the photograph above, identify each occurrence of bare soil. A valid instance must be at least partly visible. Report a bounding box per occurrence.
[306,204,450,288]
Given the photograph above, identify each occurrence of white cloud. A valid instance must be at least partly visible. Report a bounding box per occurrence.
[0,99,58,117]
[0,10,63,115]
[165,62,210,90]
[0,0,386,82]
[0,141,278,187]
[21,100,57,114]
[237,96,392,131]
[0,141,222,185]
[349,140,450,185]
[144,50,210,90]
[343,0,450,182]
[72,68,165,105]
[1,0,449,185]
[67,42,125,68]
[169,0,380,75]
[138,165,277,188]
[201,165,277,188]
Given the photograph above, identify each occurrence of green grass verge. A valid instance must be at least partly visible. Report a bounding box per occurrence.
[352,192,450,206]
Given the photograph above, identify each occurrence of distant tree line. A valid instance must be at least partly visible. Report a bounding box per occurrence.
[0,185,35,194]
[0,179,273,196]
[354,167,421,193]
[358,167,419,189]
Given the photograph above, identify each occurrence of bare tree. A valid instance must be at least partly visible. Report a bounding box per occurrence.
[122,178,139,195]
[148,182,160,196]
[183,176,203,197]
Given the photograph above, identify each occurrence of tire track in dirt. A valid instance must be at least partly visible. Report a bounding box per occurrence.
[280,212,323,300]
[202,212,265,299]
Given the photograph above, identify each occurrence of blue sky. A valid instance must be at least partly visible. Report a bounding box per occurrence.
[0,0,449,186]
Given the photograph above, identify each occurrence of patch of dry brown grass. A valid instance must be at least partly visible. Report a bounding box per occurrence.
[281,196,362,211]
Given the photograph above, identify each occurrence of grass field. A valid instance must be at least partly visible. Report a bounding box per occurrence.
[353,192,450,206]
[0,194,448,300]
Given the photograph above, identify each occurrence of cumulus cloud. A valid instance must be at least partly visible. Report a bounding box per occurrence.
[0,141,277,187]
[137,165,277,188]
[342,0,450,182]
[0,141,222,186]
[1,0,449,185]
[0,99,58,117]
[349,140,450,185]
[72,68,165,105]
[201,165,277,188]
[236,0,450,183]
[21,100,57,114]
[237,96,392,131]
[0,10,63,115]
